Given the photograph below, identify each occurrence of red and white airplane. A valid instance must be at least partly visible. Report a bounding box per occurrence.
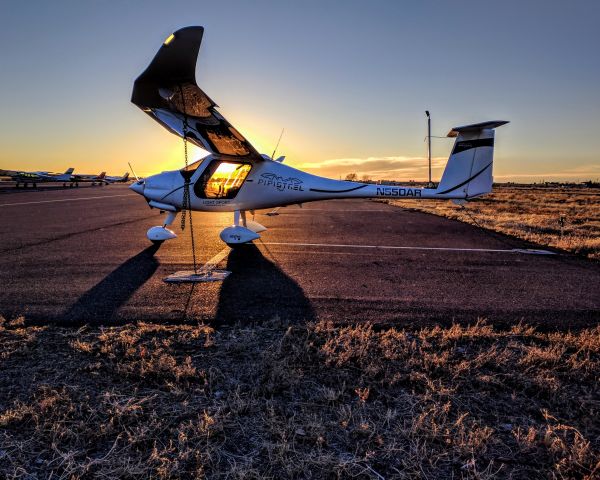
[71,171,107,186]
[130,27,508,247]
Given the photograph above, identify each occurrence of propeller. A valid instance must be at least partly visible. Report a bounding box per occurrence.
[128,162,141,182]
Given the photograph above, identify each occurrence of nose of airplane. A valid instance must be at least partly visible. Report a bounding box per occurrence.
[129,180,145,195]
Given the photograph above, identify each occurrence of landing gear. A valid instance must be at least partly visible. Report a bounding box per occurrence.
[219,210,267,248]
[147,210,178,244]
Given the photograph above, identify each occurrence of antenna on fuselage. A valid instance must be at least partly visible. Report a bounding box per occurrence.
[270,128,285,160]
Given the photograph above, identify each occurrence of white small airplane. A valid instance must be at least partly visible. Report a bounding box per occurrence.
[130,27,508,247]
[1,167,75,188]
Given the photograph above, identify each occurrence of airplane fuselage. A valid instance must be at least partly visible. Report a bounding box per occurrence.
[134,155,467,214]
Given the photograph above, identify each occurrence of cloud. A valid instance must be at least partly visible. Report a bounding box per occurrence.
[298,156,600,182]
[297,156,447,180]
[495,163,600,179]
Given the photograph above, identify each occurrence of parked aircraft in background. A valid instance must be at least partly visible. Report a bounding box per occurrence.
[104,172,130,183]
[0,168,75,188]
[0,168,131,188]
[70,171,107,186]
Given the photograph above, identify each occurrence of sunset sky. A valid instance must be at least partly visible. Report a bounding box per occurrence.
[1,0,599,182]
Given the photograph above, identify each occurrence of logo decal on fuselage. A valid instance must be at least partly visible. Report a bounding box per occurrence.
[258,173,305,192]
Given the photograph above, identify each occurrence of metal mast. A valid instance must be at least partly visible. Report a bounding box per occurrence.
[425,110,432,187]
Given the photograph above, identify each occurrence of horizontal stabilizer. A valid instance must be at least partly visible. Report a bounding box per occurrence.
[447,120,509,137]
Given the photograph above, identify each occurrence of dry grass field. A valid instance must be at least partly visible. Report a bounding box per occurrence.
[1,315,599,479]
[386,186,600,259]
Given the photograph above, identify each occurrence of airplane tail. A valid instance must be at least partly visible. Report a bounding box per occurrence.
[98,172,106,179]
[436,121,508,198]
[64,167,74,175]
[122,172,130,181]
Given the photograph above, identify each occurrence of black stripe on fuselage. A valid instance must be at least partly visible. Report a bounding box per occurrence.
[452,138,494,154]
[160,185,185,201]
[310,185,368,194]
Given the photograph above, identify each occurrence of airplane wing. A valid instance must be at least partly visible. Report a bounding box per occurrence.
[131,26,263,163]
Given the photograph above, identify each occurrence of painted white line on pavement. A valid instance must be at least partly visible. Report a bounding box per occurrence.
[260,208,392,214]
[0,194,137,208]
[200,247,231,270]
[260,242,556,255]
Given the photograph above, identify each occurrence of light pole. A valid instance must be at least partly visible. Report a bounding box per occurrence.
[425,110,432,187]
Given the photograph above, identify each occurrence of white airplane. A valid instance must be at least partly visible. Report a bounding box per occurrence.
[1,167,75,188]
[130,27,508,247]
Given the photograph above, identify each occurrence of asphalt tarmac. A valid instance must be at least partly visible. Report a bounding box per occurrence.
[0,184,598,328]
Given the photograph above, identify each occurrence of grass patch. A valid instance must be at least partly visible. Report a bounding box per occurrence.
[386,185,600,259]
[0,315,599,478]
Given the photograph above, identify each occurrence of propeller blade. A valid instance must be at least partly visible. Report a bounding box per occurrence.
[128,162,140,182]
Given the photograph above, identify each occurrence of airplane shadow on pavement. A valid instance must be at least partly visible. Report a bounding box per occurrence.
[62,242,314,326]
[63,244,160,324]
[212,243,315,326]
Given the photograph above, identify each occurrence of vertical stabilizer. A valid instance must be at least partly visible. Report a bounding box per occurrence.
[436,120,508,198]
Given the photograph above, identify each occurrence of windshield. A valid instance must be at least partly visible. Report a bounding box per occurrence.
[195,160,252,199]
[180,159,204,173]
[179,158,205,181]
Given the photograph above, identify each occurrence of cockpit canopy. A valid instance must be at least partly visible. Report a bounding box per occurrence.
[179,156,251,200]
